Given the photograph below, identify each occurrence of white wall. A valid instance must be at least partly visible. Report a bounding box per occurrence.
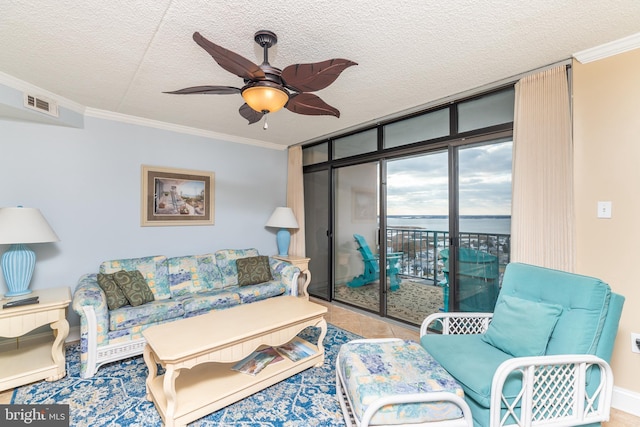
[0,115,288,327]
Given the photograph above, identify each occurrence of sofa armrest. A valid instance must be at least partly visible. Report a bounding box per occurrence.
[72,273,109,327]
[420,312,493,336]
[71,273,110,377]
[490,354,613,427]
[269,258,301,296]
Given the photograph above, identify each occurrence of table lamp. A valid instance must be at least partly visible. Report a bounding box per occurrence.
[265,207,299,256]
[0,206,60,297]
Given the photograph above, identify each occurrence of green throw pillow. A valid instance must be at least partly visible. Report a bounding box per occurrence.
[97,273,129,310]
[236,256,273,286]
[113,270,155,307]
[481,294,563,357]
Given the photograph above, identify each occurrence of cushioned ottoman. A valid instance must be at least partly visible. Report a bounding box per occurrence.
[336,338,473,427]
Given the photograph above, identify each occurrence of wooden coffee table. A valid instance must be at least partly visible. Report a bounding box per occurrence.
[142,296,327,427]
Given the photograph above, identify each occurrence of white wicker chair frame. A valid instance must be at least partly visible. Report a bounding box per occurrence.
[421,313,614,427]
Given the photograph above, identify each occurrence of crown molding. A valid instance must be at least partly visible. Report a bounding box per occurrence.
[0,71,285,150]
[574,32,640,64]
[84,108,286,150]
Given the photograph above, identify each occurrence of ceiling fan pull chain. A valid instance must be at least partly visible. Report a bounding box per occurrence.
[263,114,269,130]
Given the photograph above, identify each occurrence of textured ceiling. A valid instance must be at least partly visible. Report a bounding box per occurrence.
[1,1,639,149]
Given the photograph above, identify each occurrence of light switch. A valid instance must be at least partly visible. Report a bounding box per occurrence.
[597,201,612,218]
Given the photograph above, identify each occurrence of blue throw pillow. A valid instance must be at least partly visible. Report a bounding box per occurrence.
[481,294,563,357]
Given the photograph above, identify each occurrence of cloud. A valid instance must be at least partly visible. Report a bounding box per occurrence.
[387,140,512,215]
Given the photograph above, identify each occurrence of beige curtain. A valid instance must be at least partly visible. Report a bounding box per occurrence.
[511,65,574,271]
[287,146,306,256]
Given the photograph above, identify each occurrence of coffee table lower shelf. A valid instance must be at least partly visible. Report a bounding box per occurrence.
[146,340,323,427]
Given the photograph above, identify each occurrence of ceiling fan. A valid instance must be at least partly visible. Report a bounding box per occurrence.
[165,31,357,126]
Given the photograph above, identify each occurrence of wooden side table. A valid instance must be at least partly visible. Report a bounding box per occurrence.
[0,286,71,391]
[272,255,311,298]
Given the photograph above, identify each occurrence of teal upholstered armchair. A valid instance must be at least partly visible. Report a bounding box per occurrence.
[420,263,624,427]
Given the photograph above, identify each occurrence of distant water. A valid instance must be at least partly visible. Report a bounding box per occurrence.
[387,215,511,235]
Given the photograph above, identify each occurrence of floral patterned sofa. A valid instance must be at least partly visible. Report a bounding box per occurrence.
[72,248,300,378]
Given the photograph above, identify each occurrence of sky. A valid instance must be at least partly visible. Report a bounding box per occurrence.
[159,178,206,198]
[386,139,512,216]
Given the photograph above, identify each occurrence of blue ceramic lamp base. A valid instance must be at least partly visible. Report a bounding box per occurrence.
[2,243,35,297]
[276,228,291,256]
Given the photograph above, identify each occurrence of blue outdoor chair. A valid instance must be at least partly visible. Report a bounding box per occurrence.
[347,234,402,291]
[439,247,499,312]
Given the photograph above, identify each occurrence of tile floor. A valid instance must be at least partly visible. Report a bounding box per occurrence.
[0,388,10,404]
[1,298,637,426]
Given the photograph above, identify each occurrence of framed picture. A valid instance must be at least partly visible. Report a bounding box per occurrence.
[141,165,214,226]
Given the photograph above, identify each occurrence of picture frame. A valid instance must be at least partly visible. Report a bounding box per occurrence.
[141,165,214,226]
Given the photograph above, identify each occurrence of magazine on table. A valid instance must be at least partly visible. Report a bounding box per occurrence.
[232,347,284,376]
[276,338,316,362]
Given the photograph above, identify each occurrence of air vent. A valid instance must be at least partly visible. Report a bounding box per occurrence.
[23,93,59,117]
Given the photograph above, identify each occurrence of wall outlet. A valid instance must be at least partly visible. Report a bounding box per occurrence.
[631,333,640,354]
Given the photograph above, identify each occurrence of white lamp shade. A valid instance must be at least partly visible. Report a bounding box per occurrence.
[265,207,299,229]
[0,207,60,244]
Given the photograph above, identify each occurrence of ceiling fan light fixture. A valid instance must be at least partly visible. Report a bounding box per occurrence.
[241,82,289,113]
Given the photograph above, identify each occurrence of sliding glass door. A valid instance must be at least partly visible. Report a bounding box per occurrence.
[303,170,330,299]
[303,86,514,322]
[319,138,512,320]
[385,150,449,323]
[333,162,381,312]
[452,139,512,312]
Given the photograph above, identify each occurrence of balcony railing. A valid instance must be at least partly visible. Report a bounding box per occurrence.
[386,227,511,285]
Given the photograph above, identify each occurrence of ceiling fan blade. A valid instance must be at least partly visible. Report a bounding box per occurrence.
[286,93,340,118]
[163,85,241,95]
[281,59,357,92]
[193,32,265,81]
[239,103,264,124]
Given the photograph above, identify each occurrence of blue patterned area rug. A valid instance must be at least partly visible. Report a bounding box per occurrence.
[12,324,360,426]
